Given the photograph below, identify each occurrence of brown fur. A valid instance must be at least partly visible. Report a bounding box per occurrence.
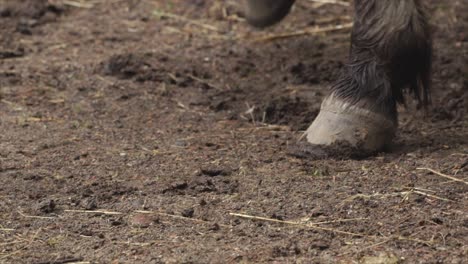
[334,0,432,119]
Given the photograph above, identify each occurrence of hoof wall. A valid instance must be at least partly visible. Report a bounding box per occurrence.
[306,95,396,152]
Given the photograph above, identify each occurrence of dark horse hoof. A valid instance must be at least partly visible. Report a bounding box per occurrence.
[244,0,296,28]
[306,94,397,152]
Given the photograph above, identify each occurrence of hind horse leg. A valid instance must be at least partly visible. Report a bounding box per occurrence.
[306,0,432,151]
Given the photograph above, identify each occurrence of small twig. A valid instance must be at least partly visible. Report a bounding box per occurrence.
[298,130,308,142]
[34,257,86,264]
[187,74,221,90]
[66,209,228,227]
[62,0,94,9]
[64,209,123,215]
[344,192,409,202]
[244,102,257,126]
[230,212,366,237]
[18,211,55,219]
[344,189,453,203]
[307,217,368,225]
[412,190,453,202]
[396,236,433,246]
[417,167,468,185]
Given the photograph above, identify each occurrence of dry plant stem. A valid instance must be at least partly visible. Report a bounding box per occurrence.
[417,167,468,185]
[308,217,368,225]
[412,190,453,202]
[65,209,123,215]
[344,190,453,203]
[62,0,94,9]
[230,213,434,245]
[135,210,231,228]
[187,74,222,90]
[230,212,367,237]
[17,211,55,219]
[63,209,230,228]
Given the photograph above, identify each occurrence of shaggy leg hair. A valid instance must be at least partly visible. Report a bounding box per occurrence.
[243,0,433,151]
[333,0,432,120]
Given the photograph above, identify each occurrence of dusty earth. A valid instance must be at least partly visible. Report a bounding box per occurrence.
[0,0,467,263]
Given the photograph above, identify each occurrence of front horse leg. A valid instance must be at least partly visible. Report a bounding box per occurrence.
[306,0,432,151]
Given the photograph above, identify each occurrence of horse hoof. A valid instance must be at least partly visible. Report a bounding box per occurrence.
[306,94,397,152]
[244,0,296,28]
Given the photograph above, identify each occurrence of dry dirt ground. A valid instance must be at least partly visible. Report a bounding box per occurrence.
[0,0,467,263]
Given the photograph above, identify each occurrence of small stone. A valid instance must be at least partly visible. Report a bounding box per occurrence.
[181,208,194,218]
